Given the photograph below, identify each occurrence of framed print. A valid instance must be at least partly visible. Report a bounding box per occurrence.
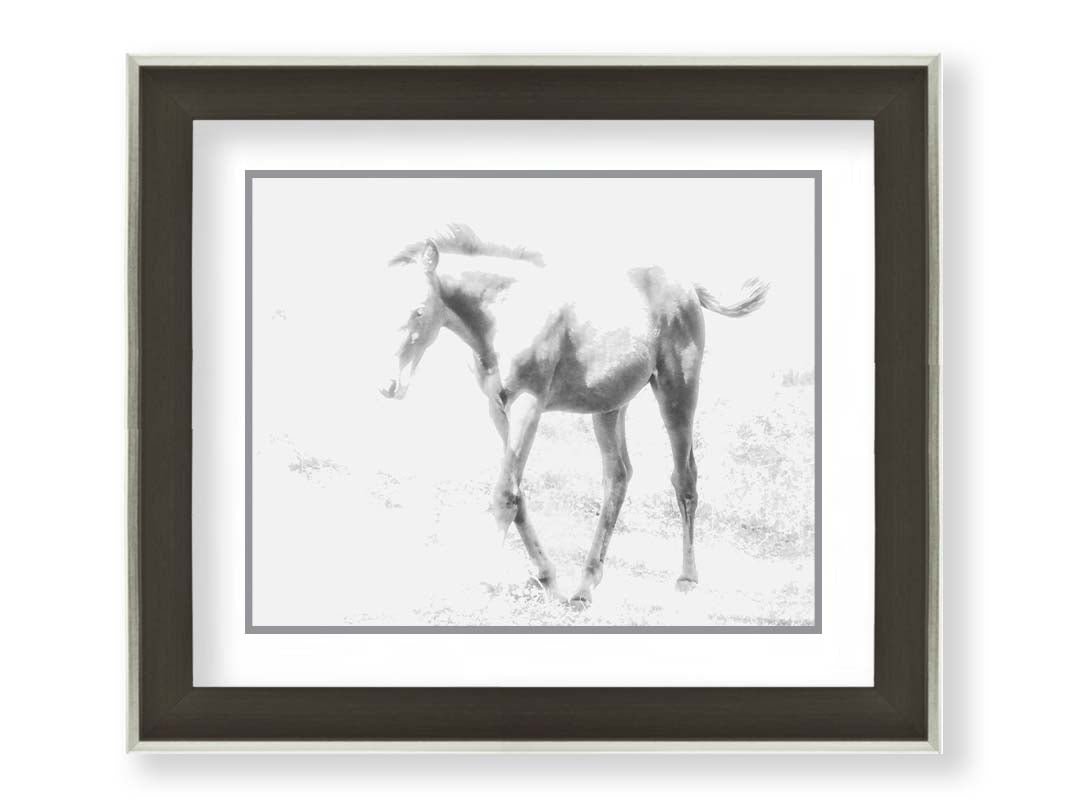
[128,56,941,750]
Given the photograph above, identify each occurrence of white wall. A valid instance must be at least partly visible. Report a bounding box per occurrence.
[1,0,1061,795]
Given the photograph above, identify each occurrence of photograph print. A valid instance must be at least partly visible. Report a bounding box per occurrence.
[248,171,819,631]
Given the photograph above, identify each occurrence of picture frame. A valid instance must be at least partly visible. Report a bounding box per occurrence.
[127,55,941,751]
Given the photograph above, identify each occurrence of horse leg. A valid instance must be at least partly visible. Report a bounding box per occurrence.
[651,378,701,591]
[492,391,557,593]
[571,406,633,609]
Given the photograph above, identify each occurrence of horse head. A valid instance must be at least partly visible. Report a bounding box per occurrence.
[379,241,447,400]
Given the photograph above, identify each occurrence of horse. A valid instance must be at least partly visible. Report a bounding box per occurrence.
[379,224,769,609]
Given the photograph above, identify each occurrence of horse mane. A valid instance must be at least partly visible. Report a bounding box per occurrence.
[389,223,545,268]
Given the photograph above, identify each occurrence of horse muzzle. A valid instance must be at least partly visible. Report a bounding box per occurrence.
[379,368,412,400]
[379,378,406,399]
[380,357,417,399]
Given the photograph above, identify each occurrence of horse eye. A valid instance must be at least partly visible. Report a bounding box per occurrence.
[414,307,425,317]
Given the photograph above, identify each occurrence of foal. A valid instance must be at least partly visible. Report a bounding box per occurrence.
[380,225,768,608]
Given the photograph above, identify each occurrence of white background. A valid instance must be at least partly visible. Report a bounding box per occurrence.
[245,170,820,632]
[193,122,870,684]
[1,0,1063,795]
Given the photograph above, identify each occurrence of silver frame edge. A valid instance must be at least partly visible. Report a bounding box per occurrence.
[126,53,142,755]
[124,53,943,755]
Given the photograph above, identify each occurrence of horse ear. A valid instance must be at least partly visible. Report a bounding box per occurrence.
[420,241,439,273]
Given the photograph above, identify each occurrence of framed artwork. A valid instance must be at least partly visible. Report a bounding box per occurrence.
[128,56,941,750]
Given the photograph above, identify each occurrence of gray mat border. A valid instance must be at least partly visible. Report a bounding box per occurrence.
[244,169,822,634]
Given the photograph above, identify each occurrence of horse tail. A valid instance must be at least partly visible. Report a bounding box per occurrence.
[694,278,770,318]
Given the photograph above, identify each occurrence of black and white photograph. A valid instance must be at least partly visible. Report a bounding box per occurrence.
[248,171,819,630]
[14,0,1067,786]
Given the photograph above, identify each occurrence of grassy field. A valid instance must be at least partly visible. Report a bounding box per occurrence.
[257,373,815,628]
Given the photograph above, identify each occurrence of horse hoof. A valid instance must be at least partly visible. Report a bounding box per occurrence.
[527,576,561,599]
[568,593,592,611]
[675,577,699,593]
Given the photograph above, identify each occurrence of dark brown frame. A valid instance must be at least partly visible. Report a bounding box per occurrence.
[128,58,940,748]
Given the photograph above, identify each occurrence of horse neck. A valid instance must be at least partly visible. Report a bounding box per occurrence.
[435,256,520,365]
